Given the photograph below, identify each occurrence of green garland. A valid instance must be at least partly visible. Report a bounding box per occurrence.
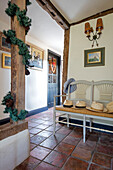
[5,1,32,35]
[5,1,19,17]
[16,9,32,35]
[26,0,32,6]
[3,30,31,66]
[4,0,32,73]
[1,92,28,122]
[1,0,32,122]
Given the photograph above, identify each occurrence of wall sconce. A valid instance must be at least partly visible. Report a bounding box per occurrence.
[85,18,103,47]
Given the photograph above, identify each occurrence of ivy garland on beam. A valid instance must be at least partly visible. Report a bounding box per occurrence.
[1,92,28,122]
[1,0,32,121]
[4,0,32,75]
[5,1,32,35]
[3,29,31,70]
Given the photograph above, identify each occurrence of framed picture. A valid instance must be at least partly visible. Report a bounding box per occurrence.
[27,42,44,70]
[2,53,11,69]
[84,47,105,67]
[0,31,11,52]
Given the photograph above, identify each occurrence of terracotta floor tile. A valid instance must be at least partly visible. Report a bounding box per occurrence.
[28,122,39,127]
[87,130,100,136]
[30,146,51,160]
[74,127,83,133]
[72,146,92,161]
[89,163,109,170]
[54,142,75,155]
[62,157,89,170]
[34,119,45,124]
[69,131,83,138]
[34,162,59,170]
[30,118,40,123]
[18,109,113,169]
[41,117,51,121]
[40,138,58,149]
[56,123,64,127]
[15,156,40,170]
[36,124,50,130]
[92,152,112,168]
[28,126,33,130]
[44,151,68,168]
[43,121,53,126]
[30,133,34,138]
[30,143,36,151]
[38,130,52,138]
[62,125,75,130]
[77,139,97,151]
[30,135,46,145]
[62,135,80,146]
[100,132,113,138]
[49,133,66,143]
[46,125,61,132]
[99,136,113,146]
[96,144,113,156]
[56,127,72,135]
[87,134,99,142]
[29,128,42,135]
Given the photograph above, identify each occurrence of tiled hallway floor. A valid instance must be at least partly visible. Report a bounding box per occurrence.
[15,108,113,170]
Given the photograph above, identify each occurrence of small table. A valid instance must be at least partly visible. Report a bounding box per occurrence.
[53,106,113,143]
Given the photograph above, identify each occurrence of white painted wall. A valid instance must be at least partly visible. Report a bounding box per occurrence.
[0,21,10,119]
[0,129,30,170]
[25,35,63,111]
[68,13,113,126]
[68,13,113,81]
[0,20,63,119]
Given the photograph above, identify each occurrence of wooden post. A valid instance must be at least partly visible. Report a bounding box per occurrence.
[62,28,70,102]
[11,0,25,116]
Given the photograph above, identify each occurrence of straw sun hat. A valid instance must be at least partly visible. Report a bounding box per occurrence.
[75,101,86,108]
[106,101,113,113]
[63,100,73,107]
[86,101,107,113]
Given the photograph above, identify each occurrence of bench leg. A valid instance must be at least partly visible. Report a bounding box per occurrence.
[67,114,69,127]
[53,109,56,135]
[89,118,93,132]
[83,115,86,143]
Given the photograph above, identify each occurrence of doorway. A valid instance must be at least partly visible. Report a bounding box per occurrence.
[47,50,61,108]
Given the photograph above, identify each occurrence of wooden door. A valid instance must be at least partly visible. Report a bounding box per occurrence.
[48,50,60,108]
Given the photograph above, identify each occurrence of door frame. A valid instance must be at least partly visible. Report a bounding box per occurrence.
[47,49,61,108]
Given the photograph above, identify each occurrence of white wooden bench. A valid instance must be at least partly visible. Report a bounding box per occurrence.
[53,80,113,143]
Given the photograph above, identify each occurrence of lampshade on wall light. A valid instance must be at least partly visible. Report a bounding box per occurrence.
[85,18,103,47]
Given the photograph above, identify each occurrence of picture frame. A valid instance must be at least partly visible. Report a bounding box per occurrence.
[84,47,105,67]
[0,31,11,52]
[27,42,44,70]
[2,53,11,69]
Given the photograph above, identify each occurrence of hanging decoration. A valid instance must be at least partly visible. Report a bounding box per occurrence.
[1,0,32,122]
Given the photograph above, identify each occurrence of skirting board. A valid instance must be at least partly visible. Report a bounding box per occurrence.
[59,117,113,132]
[26,106,48,117]
[0,106,48,125]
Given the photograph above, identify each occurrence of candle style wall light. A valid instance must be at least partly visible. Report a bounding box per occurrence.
[85,18,103,47]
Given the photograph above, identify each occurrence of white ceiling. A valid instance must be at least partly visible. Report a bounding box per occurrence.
[0,0,113,54]
[50,0,113,24]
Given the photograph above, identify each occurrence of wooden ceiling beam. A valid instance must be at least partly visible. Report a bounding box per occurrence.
[70,8,113,26]
[36,0,70,29]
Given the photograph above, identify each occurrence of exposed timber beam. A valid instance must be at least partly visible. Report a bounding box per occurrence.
[62,28,70,102]
[36,0,70,29]
[70,8,113,26]
[11,0,25,115]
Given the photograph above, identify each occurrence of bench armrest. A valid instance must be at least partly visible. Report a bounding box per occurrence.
[54,95,68,107]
